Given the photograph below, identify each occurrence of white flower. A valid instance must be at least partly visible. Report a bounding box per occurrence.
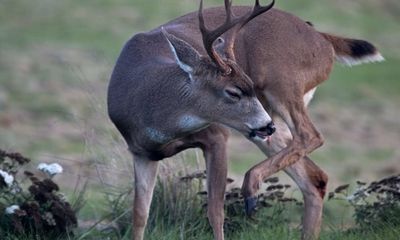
[0,169,14,187]
[42,212,56,226]
[38,163,63,176]
[346,194,356,202]
[5,205,20,214]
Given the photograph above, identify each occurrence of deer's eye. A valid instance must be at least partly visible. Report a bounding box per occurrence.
[224,88,242,101]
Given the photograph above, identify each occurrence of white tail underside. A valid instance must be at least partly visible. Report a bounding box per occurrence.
[336,52,385,67]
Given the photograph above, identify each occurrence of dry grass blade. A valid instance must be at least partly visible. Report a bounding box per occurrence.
[264,177,279,183]
[334,184,350,193]
[328,192,335,200]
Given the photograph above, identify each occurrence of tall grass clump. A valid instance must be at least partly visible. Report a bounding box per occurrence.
[220,176,302,238]
[92,157,303,239]
[151,170,302,238]
[149,171,302,238]
[147,170,209,238]
[94,167,211,239]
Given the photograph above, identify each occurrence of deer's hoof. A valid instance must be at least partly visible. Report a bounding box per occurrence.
[244,196,257,216]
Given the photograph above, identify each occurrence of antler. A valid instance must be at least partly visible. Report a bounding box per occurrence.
[198,0,275,74]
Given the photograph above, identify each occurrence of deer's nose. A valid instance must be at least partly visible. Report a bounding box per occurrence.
[249,121,276,139]
[266,122,276,135]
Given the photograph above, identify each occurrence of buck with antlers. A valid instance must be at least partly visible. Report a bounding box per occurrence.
[107,0,383,239]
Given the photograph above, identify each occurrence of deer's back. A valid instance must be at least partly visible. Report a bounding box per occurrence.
[110,6,333,102]
[164,7,334,92]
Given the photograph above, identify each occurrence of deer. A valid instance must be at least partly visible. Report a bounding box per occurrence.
[107,0,384,239]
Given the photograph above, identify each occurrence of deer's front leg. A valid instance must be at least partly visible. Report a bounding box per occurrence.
[132,155,159,240]
[202,130,228,240]
[161,125,229,240]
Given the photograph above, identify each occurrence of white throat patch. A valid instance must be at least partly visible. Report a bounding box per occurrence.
[178,115,206,131]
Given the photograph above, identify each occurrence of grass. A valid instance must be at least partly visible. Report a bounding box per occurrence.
[318,58,400,103]
[1,160,399,239]
[70,179,400,240]
[96,224,398,240]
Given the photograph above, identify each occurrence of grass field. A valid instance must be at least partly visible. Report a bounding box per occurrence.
[1,0,399,239]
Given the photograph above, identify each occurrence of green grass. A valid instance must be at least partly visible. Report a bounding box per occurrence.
[2,216,399,240]
[143,226,400,240]
[318,57,400,103]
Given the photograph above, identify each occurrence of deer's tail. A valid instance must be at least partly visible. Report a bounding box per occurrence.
[320,32,384,66]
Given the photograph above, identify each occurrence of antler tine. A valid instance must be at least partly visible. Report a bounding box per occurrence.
[198,0,275,73]
[225,0,232,22]
[199,0,237,73]
[239,0,275,29]
[223,0,275,60]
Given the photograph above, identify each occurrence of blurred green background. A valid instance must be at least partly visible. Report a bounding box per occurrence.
[0,0,399,229]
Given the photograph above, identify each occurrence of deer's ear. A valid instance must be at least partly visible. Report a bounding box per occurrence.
[162,27,201,74]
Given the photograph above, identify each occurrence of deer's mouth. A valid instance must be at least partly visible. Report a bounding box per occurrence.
[249,130,271,142]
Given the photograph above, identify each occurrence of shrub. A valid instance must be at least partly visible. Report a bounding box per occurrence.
[328,174,400,229]
[0,149,77,238]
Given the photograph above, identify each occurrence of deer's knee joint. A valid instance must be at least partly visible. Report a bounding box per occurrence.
[300,131,324,154]
[242,170,262,197]
[314,132,324,148]
[289,139,306,158]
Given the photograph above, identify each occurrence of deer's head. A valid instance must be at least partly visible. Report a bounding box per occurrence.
[162,0,276,141]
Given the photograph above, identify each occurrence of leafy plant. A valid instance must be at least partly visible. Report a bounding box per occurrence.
[328,174,400,229]
[0,149,78,238]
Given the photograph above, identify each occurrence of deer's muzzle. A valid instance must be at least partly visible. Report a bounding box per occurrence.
[249,122,276,140]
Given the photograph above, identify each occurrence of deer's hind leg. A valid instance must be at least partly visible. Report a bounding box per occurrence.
[250,114,328,239]
[242,79,324,192]
[286,157,327,240]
